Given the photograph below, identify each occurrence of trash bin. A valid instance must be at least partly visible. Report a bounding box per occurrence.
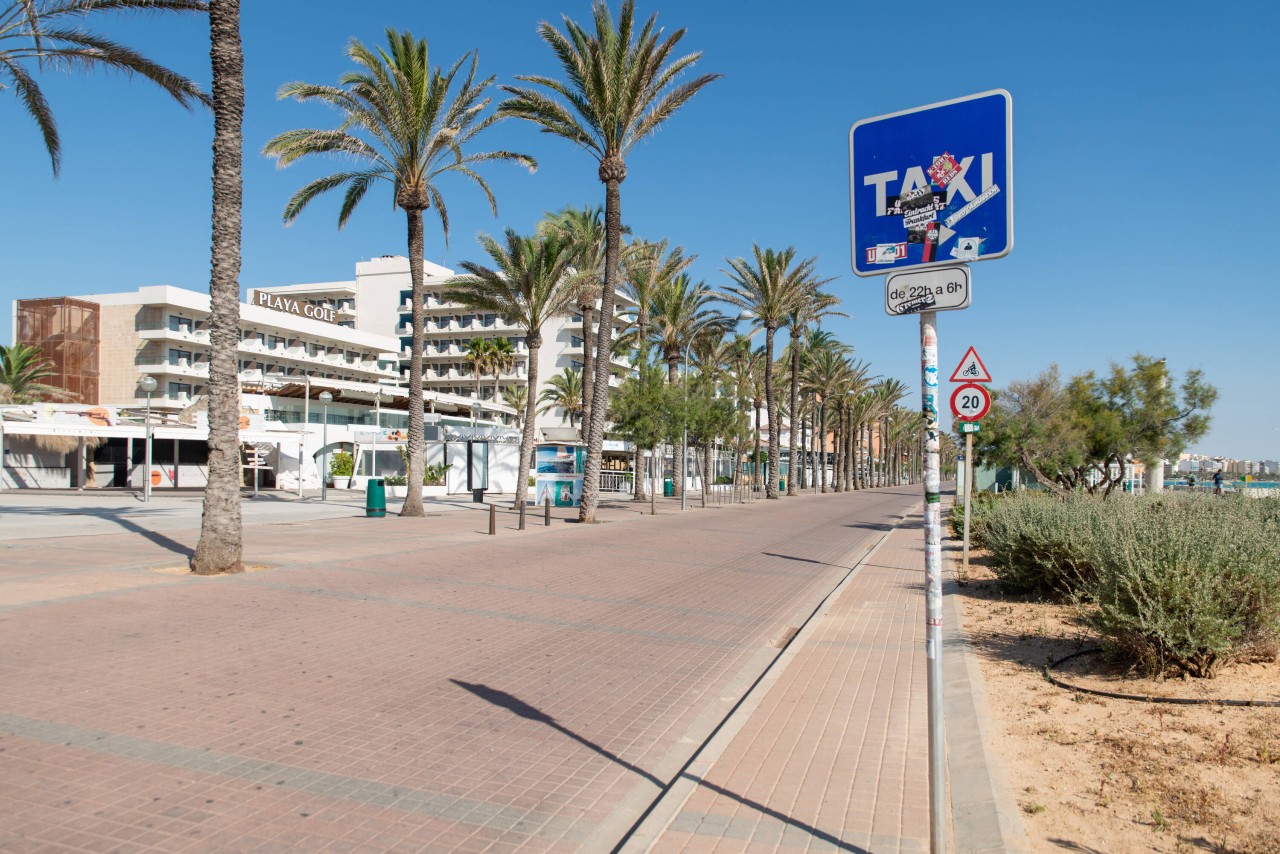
[366,478,386,518]
[779,478,786,491]
[663,478,673,497]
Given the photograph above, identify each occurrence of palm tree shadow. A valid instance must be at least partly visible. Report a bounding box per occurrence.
[449,680,869,853]
[762,552,847,570]
[0,506,192,557]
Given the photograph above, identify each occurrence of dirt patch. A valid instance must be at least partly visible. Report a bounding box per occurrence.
[152,564,272,576]
[954,552,1280,853]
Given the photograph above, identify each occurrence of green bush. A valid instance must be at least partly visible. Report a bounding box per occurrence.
[967,490,1280,677]
[971,491,1105,596]
[1089,493,1280,677]
[329,451,353,478]
[382,475,407,486]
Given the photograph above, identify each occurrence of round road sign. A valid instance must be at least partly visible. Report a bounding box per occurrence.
[950,383,991,421]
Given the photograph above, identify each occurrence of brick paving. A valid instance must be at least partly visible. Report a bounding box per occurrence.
[0,486,925,852]
[628,516,933,854]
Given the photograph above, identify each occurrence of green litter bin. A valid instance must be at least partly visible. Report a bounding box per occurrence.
[779,478,785,491]
[366,478,386,518]
[663,478,673,497]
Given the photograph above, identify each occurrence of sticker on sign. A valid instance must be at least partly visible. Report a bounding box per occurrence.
[885,266,971,317]
[950,382,991,421]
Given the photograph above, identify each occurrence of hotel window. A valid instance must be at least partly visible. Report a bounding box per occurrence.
[168,315,193,334]
[459,314,474,329]
[168,381,193,398]
[269,335,285,349]
[570,335,584,348]
[168,348,191,366]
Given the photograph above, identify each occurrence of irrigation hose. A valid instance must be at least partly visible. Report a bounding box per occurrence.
[1043,648,1280,708]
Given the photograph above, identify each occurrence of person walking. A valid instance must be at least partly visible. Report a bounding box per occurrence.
[1213,469,1224,495]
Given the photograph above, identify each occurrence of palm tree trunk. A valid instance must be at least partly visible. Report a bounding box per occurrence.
[853,421,862,490]
[753,403,762,491]
[517,331,542,512]
[835,408,846,492]
[763,325,780,499]
[667,356,683,499]
[787,333,800,496]
[632,314,648,502]
[818,402,828,493]
[796,406,807,490]
[399,207,427,517]
[580,169,622,524]
[581,304,594,429]
[845,416,855,490]
[191,0,244,576]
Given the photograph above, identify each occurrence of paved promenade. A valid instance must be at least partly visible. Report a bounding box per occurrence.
[0,486,1024,852]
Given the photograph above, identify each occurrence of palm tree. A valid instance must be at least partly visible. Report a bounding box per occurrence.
[263,29,534,517]
[487,337,517,402]
[721,246,821,499]
[502,383,528,430]
[500,0,720,523]
[539,368,585,428]
[871,379,910,485]
[783,288,840,494]
[537,206,609,428]
[190,0,242,575]
[3,0,208,176]
[462,338,493,403]
[444,230,578,508]
[0,343,75,403]
[620,238,691,499]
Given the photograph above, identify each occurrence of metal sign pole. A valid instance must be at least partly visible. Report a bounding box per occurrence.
[920,310,945,854]
[963,430,974,575]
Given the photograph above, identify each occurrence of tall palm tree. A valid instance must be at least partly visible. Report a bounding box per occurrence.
[190,0,241,576]
[721,245,820,499]
[871,379,910,485]
[487,337,517,402]
[3,0,208,176]
[539,368,585,427]
[0,343,75,403]
[783,287,840,494]
[462,337,493,402]
[537,206,610,428]
[444,230,578,508]
[500,0,719,523]
[620,238,691,499]
[264,29,534,518]
[502,383,528,431]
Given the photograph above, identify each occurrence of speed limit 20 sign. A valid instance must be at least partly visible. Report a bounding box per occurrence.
[950,383,991,421]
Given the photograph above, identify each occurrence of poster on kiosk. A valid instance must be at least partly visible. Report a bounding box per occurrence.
[534,444,585,507]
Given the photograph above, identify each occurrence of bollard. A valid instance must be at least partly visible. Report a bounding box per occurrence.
[544,496,551,527]
[518,498,526,530]
[489,503,496,536]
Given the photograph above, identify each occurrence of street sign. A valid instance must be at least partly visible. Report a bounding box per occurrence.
[957,421,981,434]
[950,383,991,421]
[849,90,1013,277]
[949,346,992,383]
[885,265,971,317]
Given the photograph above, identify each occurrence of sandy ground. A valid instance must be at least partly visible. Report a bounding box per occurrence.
[953,554,1280,854]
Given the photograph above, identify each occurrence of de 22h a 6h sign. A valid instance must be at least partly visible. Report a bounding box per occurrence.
[849,90,1013,277]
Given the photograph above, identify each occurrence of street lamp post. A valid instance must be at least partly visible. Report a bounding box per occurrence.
[319,391,333,501]
[139,375,157,502]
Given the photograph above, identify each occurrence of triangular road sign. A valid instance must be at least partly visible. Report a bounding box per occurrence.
[950,346,992,383]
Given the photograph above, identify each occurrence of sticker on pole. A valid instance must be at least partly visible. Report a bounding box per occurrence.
[950,383,991,421]
[885,266,970,316]
[949,346,992,383]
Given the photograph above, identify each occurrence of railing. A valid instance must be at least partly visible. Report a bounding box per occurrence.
[599,471,633,493]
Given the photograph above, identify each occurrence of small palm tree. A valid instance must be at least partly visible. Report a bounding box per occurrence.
[539,368,584,428]
[721,246,823,499]
[3,0,208,176]
[501,0,720,523]
[462,338,493,402]
[0,343,74,403]
[444,230,578,506]
[784,287,840,494]
[190,0,243,576]
[487,337,517,402]
[502,383,528,430]
[264,29,534,517]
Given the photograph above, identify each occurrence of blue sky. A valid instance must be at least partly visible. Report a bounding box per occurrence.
[2,1,1276,460]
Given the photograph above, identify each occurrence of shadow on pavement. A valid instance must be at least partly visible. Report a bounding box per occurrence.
[762,552,848,570]
[450,679,870,853]
[0,506,192,558]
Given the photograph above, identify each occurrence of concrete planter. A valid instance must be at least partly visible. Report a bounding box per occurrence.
[385,484,448,499]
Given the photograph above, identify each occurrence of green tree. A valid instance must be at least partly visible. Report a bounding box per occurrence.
[444,231,578,507]
[487,337,517,402]
[3,0,208,176]
[501,0,719,523]
[462,337,493,402]
[609,361,679,515]
[0,343,74,403]
[264,29,534,517]
[721,246,821,499]
[502,383,528,430]
[189,0,242,576]
[539,367,585,427]
[782,286,839,495]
